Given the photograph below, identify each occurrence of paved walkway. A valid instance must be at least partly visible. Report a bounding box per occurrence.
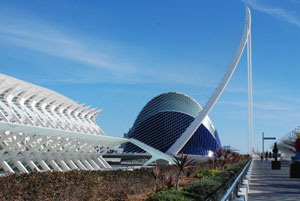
[248,159,300,201]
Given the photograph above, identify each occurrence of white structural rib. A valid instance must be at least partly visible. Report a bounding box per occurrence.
[0,73,104,135]
[167,6,252,155]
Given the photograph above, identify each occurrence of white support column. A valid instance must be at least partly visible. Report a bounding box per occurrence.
[1,160,15,174]
[87,159,100,170]
[143,156,158,167]
[93,157,107,169]
[66,159,79,170]
[25,159,41,172]
[37,159,51,171]
[82,159,95,170]
[48,160,63,171]
[97,156,111,169]
[57,159,71,171]
[74,159,87,170]
[12,159,29,173]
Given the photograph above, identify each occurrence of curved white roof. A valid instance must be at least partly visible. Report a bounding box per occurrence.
[0,73,104,135]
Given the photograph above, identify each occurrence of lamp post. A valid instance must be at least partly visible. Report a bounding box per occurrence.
[262,132,276,160]
[262,132,264,159]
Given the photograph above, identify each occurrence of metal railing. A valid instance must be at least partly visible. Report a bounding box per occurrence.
[220,158,252,201]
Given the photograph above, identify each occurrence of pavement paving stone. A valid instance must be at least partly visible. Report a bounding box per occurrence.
[248,159,300,201]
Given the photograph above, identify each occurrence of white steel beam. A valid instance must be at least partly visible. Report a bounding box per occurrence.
[57,160,71,171]
[167,6,252,155]
[26,159,41,172]
[87,159,100,170]
[48,160,63,171]
[1,160,15,174]
[82,160,95,170]
[37,159,51,171]
[12,159,29,173]
[74,159,87,170]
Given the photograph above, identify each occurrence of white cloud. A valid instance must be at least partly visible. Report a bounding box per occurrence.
[0,6,228,89]
[0,16,215,87]
[0,25,133,73]
[242,0,300,27]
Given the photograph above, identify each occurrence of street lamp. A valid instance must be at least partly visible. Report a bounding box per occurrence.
[262,132,276,160]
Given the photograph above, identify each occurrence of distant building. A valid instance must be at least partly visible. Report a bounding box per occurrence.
[124,92,222,156]
[222,145,239,152]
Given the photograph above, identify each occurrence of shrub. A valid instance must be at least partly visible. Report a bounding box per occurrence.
[184,159,249,200]
[195,169,219,179]
[214,171,230,183]
[183,177,222,200]
[225,160,247,177]
[146,159,250,201]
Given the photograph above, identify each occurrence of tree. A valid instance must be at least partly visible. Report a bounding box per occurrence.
[173,154,194,190]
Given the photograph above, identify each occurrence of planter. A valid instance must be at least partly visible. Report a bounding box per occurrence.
[290,162,300,178]
[295,138,300,152]
[271,161,281,170]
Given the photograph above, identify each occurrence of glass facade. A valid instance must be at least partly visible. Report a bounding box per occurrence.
[124,92,222,156]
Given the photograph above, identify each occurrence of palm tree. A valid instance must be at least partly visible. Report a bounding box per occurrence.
[152,165,160,191]
[173,154,194,190]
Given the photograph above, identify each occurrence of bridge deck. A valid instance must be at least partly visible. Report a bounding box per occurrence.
[248,159,300,201]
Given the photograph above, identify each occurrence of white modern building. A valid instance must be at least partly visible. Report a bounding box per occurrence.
[0,74,173,174]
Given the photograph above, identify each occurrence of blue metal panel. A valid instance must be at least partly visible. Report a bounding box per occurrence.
[179,126,222,155]
[124,111,193,153]
[124,110,221,156]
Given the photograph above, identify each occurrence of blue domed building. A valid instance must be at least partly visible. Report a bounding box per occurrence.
[124,92,222,156]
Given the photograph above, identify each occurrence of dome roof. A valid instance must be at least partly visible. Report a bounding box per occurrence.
[131,92,215,136]
[133,92,202,129]
[124,92,221,155]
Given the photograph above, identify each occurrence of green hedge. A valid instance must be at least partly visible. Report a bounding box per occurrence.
[195,169,220,179]
[183,177,222,200]
[146,159,249,201]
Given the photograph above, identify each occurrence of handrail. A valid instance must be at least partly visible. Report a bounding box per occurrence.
[220,158,252,201]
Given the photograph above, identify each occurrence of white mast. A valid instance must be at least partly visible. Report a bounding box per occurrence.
[247,12,253,155]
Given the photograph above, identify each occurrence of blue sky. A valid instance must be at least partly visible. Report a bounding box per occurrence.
[1,0,300,153]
